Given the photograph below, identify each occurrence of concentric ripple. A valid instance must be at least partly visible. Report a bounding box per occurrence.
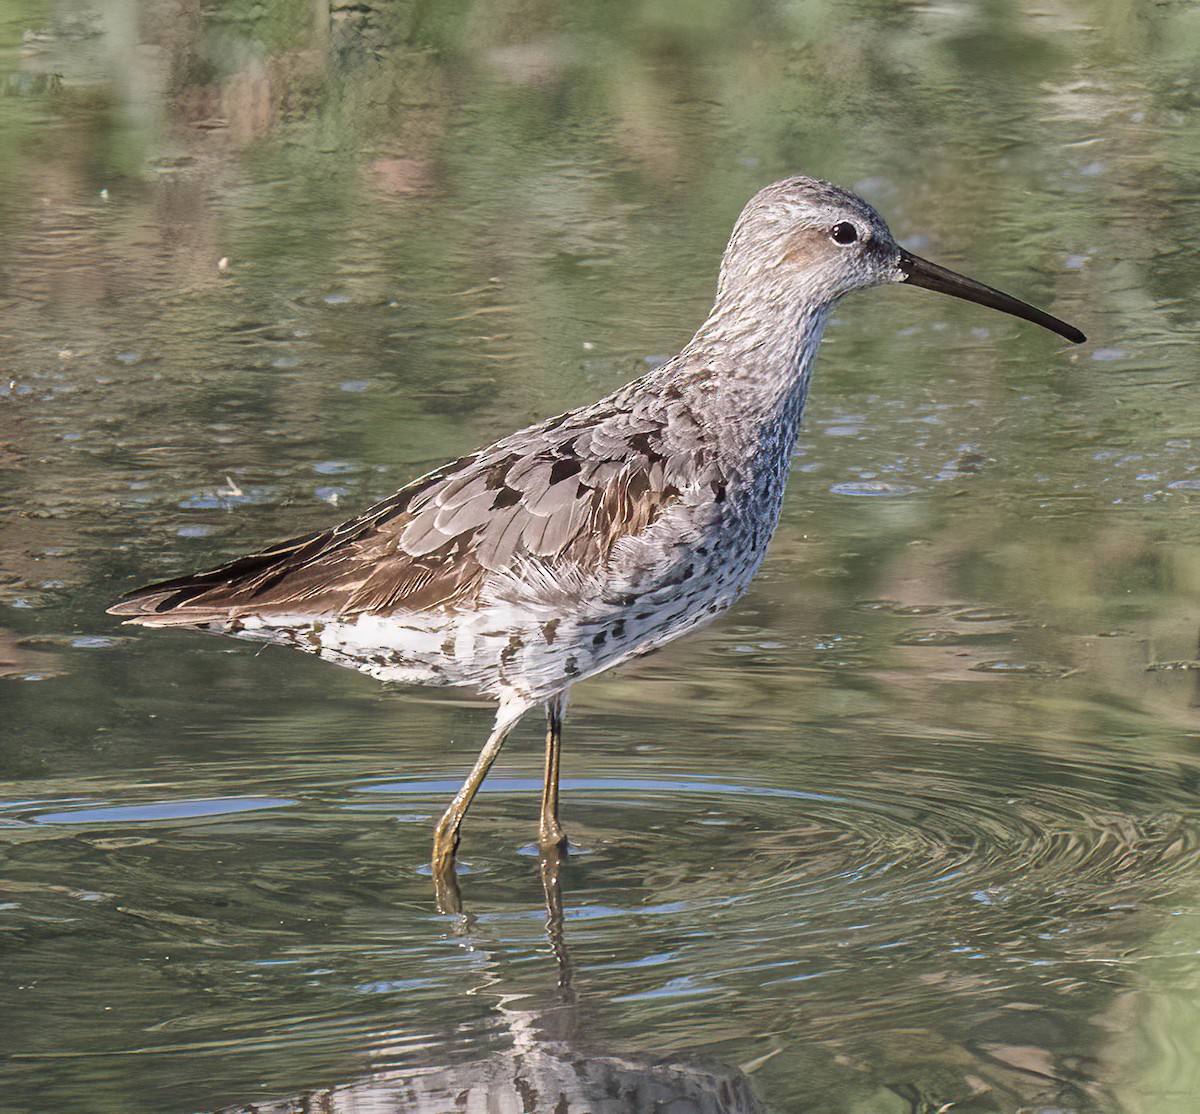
[333,731,1200,1114]
[357,740,1200,933]
[7,729,1200,1113]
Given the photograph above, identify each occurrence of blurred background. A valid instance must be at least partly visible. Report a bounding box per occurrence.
[2,0,1200,1111]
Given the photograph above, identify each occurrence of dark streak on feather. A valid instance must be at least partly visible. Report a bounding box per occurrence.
[109,400,713,626]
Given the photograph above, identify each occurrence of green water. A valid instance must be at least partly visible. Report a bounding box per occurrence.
[3,1,1200,1111]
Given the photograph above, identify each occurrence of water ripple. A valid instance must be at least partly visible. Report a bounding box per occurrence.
[23,797,296,825]
[358,753,1200,933]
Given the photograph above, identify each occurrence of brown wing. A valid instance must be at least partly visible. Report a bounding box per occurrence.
[108,402,700,624]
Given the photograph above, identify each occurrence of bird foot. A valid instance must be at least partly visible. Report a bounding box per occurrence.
[539,825,569,855]
[433,866,463,915]
[431,824,464,914]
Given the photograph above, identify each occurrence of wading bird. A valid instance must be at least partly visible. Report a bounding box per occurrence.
[110,176,1085,902]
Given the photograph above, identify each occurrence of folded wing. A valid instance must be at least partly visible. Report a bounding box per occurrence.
[109,404,698,625]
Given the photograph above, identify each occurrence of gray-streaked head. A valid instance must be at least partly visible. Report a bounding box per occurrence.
[718,176,1085,344]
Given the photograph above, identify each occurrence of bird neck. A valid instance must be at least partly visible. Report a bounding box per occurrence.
[679,296,833,422]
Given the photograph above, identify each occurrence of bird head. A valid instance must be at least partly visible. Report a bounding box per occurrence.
[718,176,1084,344]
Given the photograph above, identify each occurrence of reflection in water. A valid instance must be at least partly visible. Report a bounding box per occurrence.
[5,0,1200,1112]
[221,852,762,1114]
[0,627,61,681]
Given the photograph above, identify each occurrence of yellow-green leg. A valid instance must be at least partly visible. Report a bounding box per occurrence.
[539,690,569,851]
[432,694,528,909]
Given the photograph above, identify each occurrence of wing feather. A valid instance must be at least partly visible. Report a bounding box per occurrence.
[109,397,706,624]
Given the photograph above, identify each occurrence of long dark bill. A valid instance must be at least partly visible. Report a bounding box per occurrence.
[898,248,1086,344]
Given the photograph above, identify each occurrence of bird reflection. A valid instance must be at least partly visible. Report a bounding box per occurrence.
[220,846,763,1113]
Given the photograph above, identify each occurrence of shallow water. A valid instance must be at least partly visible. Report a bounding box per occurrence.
[4,2,1200,1111]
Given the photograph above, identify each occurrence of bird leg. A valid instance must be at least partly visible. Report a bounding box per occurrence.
[432,695,528,908]
[539,690,569,851]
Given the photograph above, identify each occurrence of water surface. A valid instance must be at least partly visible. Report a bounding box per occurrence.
[3,2,1200,1111]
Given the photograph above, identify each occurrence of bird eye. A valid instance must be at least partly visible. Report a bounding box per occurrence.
[830,222,859,245]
